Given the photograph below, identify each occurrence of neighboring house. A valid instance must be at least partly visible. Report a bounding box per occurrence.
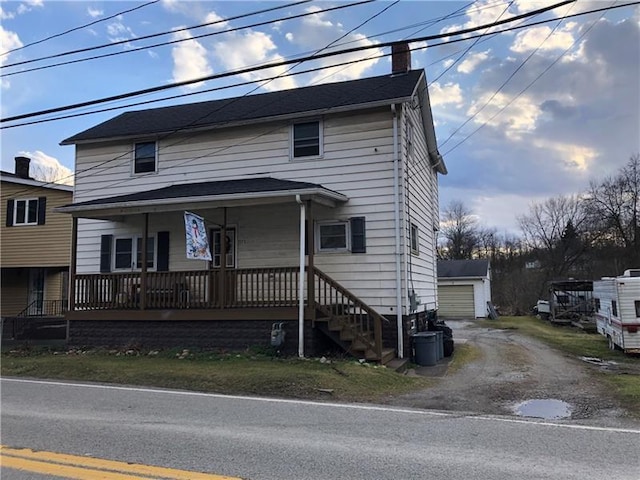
[437,259,491,319]
[1,157,73,338]
[57,44,447,363]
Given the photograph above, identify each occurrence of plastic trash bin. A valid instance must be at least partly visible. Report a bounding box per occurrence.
[413,332,438,366]
[435,331,444,360]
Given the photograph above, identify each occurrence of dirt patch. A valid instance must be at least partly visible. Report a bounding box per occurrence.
[384,321,637,427]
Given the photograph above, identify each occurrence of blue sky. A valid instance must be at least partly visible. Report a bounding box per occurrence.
[1,0,638,234]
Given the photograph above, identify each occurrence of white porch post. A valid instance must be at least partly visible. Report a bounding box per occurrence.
[296,195,306,358]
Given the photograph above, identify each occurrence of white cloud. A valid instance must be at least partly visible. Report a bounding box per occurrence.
[285,32,294,42]
[0,26,22,70]
[443,59,455,69]
[429,82,463,107]
[510,25,575,53]
[171,29,212,88]
[457,50,489,74]
[532,139,598,171]
[211,30,296,91]
[0,6,15,19]
[205,11,228,30]
[467,92,541,139]
[106,21,136,46]
[19,151,74,185]
[16,0,43,15]
[87,7,103,18]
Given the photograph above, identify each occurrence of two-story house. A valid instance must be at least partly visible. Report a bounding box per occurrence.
[57,44,447,363]
[1,156,73,339]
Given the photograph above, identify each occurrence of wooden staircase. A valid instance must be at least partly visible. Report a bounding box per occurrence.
[312,268,395,365]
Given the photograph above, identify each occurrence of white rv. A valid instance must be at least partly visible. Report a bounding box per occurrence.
[593,269,640,353]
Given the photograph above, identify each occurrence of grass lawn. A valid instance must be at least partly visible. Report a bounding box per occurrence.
[476,316,640,417]
[0,346,432,403]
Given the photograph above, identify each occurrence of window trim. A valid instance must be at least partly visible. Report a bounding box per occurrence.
[132,141,158,175]
[410,222,420,255]
[290,119,323,160]
[13,198,39,226]
[112,235,156,271]
[316,220,349,253]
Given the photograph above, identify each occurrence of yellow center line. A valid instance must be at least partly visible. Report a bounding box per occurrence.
[0,445,242,480]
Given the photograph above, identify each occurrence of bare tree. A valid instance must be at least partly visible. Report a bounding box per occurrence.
[30,162,73,185]
[517,194,591,279]
[586,154,640,269]
[438,200,479,259]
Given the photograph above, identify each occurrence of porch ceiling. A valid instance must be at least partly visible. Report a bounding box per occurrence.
[55,177,348,219]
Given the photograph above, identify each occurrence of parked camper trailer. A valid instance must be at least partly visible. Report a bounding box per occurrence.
[593,269,640,354]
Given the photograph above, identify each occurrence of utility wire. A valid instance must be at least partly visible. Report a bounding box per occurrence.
[6,1,403,195]
[437,1,579,149]
[1,0,366,77]
[441,2,618,158]
[0,0,575,125]
[1,1,372,79]
[4,0,633,130]
[428,0,514,85]
[0,0,159,57]
[2,0,312,68]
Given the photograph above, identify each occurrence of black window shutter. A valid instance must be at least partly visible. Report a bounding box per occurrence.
[6,199,14,227]
[350,217,366,253]
[37,197,46,225]
[100,234,113,273]
[157,231,170,272]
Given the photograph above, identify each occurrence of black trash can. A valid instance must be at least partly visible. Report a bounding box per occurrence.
[435,330,444,360]
[413,332,438,366]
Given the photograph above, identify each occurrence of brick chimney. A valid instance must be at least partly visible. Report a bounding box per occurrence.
[391,42,411,75]
[15,156,31,179]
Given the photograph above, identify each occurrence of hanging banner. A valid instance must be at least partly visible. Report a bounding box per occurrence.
[184,211,212,261]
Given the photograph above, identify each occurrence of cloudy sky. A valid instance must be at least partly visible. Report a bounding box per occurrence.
[1,0,638,234]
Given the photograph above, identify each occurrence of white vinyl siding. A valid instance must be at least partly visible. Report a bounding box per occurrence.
[73,104,439,315]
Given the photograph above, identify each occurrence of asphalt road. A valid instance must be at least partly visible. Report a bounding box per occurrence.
[2,377,639,480]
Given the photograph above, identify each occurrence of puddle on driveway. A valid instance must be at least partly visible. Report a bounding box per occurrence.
[513,399,572,420]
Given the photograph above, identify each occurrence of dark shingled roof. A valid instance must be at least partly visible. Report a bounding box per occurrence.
[62,177,339,208]
[61,70,424,144]
[438,259,490,278]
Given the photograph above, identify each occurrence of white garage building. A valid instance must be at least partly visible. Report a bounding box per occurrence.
[437,259,491,319]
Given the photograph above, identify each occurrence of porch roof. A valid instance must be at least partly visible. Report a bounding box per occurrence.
[56,177,348,218]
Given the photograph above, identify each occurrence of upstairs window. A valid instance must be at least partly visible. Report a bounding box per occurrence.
[6,197,46,226]
[292,121,321,159]
[134,141,157,174]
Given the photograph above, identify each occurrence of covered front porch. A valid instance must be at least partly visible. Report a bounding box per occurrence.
[58,178,394,363]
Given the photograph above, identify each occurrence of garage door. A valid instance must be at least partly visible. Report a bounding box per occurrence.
[438,285,475,318]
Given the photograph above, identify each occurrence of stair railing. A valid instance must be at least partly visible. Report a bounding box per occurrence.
[313,267,384,360]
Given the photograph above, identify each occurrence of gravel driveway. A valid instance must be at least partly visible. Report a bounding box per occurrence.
[384,320,639,428]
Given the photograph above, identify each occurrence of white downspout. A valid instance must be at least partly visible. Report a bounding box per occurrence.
[392,104,404,358]
[296,194,305,358]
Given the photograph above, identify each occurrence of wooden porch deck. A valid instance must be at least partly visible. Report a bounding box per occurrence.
[69,267,391,363]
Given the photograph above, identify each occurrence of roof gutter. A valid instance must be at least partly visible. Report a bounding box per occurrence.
[55,187,348,214]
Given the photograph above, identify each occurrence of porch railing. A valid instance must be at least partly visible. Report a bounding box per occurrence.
[17,299,68,317]
[73,267,300,310]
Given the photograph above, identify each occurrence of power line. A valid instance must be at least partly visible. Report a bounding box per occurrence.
[5,1,402,194]
[428,1,514,85]
[0,0,160,57]
[4,0,634,130]
[437,1,579,149]
[441,3,617,158]
[0,0,575,125]
[2,0,312,68]
[1,0,373,79]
